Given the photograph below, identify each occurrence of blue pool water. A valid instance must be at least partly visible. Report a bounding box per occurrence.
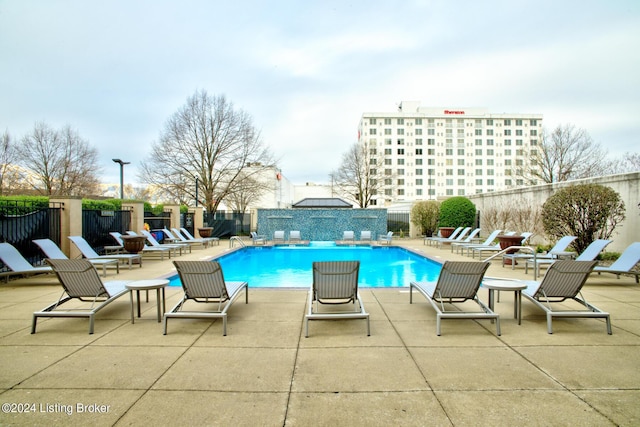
[168,242,443,288]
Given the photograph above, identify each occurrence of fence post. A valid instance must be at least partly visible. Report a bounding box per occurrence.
[164,204,181,231]
[122,201,145,235]
[50,197,82,258]
[192,206,205,237]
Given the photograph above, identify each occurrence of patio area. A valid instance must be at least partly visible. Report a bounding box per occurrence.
[1,238,639,426]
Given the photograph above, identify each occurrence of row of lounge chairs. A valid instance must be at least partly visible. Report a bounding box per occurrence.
[250,230,394,245]
[29,252,628,337]
[0,227,215,282]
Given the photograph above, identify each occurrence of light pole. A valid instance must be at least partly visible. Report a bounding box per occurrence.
[112,159,130,199]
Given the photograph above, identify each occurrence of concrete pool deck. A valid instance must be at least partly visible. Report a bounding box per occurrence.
[1,238,639,426]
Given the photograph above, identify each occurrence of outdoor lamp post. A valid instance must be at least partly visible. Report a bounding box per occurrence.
[112,158,130,199]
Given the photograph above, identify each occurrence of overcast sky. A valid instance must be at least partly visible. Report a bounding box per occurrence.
[1,0,639,186]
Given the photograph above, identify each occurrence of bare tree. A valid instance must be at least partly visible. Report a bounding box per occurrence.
[331,143,393,208]
[139,91,274,213]
[609,152,640,174]
[529,124,611,183]
[0,130,18,195]
[16,122,102,196]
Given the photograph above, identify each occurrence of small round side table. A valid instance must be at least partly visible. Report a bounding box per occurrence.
[125,279,169,323]
[483,279,528,325]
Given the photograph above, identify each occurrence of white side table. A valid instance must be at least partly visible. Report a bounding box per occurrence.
[125,279,169,323]
[483,279,527,325]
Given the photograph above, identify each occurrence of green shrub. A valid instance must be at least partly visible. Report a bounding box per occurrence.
[82,199,119,210]
[438,197,476,228]
[411,201,440,236]
[541,184,625,254]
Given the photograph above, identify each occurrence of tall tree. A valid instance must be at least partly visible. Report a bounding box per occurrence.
[529,124,611,183]
[332,143,392,208]
[0,130,17,195]
[139,91,274,213]
[16,122,101,196]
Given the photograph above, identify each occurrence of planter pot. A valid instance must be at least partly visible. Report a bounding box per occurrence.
[198,227,213,238]
[498,235,523,265]
[121,235,146,254]
[439,227,456,238]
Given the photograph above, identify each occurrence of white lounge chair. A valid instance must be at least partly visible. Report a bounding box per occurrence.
[289,230,302,242]
[117,231,174,260]
[181,227,219,246]
[69,236,142,268]
[453,229,501,255]
[436,227,473,249]
[409,261,499,336]
[305,261,369,337]
[250,231,266,245]
[360,231,372,242]
[471,232,532,260]
[33,238,119,277]
[140,230,190,256]
[424,226,463,246]
[164,260,248,335]
[273,230,285,243]
[170,228,205,249]
[0,242,53,282]
[526,239,611,276]
[378,231,393,245]
[502,235,577,269]
[342,231,355,241]
[592,242,640,283]
[449,228,482,252]
[32,259,129,334]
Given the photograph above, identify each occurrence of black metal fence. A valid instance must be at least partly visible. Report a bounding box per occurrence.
[387,211,410,236]
[200,211,251,238]
[0,200,63,268]
[82,208,132,253]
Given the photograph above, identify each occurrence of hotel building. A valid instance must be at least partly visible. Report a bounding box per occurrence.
[358,101,544,206]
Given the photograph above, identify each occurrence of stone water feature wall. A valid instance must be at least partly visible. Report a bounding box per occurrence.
[256,208,388,241]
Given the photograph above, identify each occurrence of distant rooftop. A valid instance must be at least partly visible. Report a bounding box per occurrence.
[292,198,353,208]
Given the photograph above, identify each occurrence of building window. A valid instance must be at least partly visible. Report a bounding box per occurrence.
[458,148,465,155]
[427,158,435,165]
[415,169,423,175]
[397,169,405,175]
[428,128,435,135]
[384,128,392,135]
[458,169,465,176]
[486,119,493,126]
[475,149,482,155]
[416,189,422,196]
[415,138,423,145]
[416,178,423,185]
[486,139,494,146]
[446,189,454,195]
[475,139,482,146]
[397,148,404,155]
[415,148,422,155]
[475,159,483,165]
[369,158,377,165]
[385,148,392,155]
[397,128,405,135]
[397,138,404,145]
[505,149,512,156]
[415,158,423,165]
[504,139,512,146]
[415,118,423,125]
[397,118,404,125]
[397,189,405,196]
[397,158,404,165]
[427,138,435,145]
[504,129,511,136]
[530,129,537,136]
[530,119,537,126]
[476,179,483,185]
[516,119,523,126]
[415,128,422,135]
[385,159,392,165]
[475,169,483,175]
[458,178,465,185]
[487,149,494,156]
[397,179,404,185]
[516,129,523,136]
[384,118,391,125]
[369,118,377,125]
[369,128,377,135]
[475,129,482,135]
[446,169,453,176]
[457,159,465,165]
[486,129,494,136]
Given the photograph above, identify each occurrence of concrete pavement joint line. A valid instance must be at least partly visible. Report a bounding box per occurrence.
[281,293,306,426]
[370,289,454,425]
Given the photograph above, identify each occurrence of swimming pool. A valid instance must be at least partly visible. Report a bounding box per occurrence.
[168,242,443,288]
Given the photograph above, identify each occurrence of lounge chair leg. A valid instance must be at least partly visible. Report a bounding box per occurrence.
[547,314,553,334]
[31,316,37,334]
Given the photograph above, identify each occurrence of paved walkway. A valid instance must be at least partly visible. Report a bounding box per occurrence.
[1,238,639,426]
